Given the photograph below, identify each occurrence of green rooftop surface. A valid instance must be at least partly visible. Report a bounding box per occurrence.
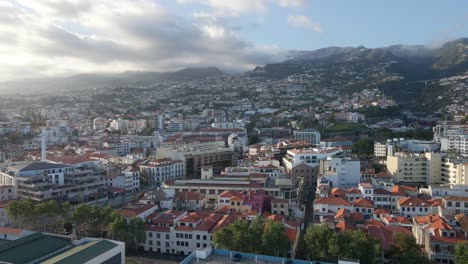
[44,239,118,264]
[0,239,9,247]
[0,232,71,264]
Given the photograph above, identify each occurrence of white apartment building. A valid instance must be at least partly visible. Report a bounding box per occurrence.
[317,157,361,189]
[211,122,244,129]
[375,139,440,158]
[386,152,442,185]
[0,161,106,203]
[139,158,184,187]
[109,119,129,132]
[283,147,343,173]
[167,119,184,132]
[420,184,468,198]
[397,197,436,218]
[441,156,468,185]
[102,167,140,194]
[93,117,108,131]
[293,129,321,145]
[434,122,468,156]
[439,196,468,216]
[374,142,388,157]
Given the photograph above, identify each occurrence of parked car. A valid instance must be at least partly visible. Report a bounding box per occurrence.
[231,253,241,262]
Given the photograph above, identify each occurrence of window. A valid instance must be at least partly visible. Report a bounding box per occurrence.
[149,240,153,245]
[456,202,461,207]
[196,235,200,240]
[203,235,207,240]
[149,232,153,238]
[448,202,453,207]
[166,234,170,239]
[156,233,160,239]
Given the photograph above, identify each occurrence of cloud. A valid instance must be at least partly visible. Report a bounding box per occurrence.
[287,15,323,32]
[277,0,305,8]
[0,0,285,81]
[176,0,268,16]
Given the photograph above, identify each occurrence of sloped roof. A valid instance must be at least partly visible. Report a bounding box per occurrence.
[353,198,374,208]
[315,197,352,206]
[398,197,430,207]
[16,162,68,172]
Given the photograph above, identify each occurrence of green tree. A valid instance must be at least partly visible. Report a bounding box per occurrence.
[352,138,374,156]
[213,226,235,250]
[247,217,265,254]
[6,199,37,229]
[230,219,251,252]
[127,217,146,252]
[336,230,381,264]
[388,233,428,264]
[261,220,290,257]
[455,242,468,264]
[213,218,290,256]
[72,204,93,238]
[303,224,335,261]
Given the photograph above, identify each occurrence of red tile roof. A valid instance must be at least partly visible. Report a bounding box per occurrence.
[353,198,374,208]
[174,191,205,201]
[398,197,431,207]
[392,185,417,196]
[0,227,24,236]
[118,203,157,218]
[210,215,239,233]
[374,208,390,215]
[315,197,352,206]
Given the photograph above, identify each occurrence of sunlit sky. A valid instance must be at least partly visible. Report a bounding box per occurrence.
[1,0,468,81]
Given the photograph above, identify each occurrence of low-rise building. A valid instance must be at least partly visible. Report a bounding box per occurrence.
[413,214,467,264]
[174,191,206,211]
[139,158,184,187]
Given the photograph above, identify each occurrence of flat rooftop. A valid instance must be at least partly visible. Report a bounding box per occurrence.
[189,254,286,264]
[183,249,334,264]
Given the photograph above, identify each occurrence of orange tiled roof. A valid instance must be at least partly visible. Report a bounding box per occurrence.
[0,227,24,236]
[315,197,352,206]
[353,198,374,208]
[398,197,431,207]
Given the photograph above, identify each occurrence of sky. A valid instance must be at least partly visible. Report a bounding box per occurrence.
[1,0,468,81]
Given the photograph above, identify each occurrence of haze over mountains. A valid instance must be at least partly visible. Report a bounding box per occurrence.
[252,38,468,80]
[1,38,467,95]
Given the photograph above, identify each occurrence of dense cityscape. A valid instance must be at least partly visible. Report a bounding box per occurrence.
[1,1,468,264]
[0,56,467,264]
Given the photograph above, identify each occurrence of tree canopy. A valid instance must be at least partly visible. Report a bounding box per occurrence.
[455,242,468,264]
[303,224,381,263]
[213,218,290,257]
